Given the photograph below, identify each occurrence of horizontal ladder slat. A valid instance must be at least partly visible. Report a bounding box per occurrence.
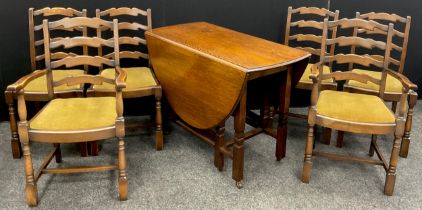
[290,34,322,43]
[360,12,407,24]
[327,36,386,50]
[291,20,323,30]
[51,55,115,68]
[325,54,383,67]
[292,7,336,17]
[50,37,114,49]
[100,7,148,17]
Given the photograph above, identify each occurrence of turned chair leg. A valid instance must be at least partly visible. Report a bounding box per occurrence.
[5,92,22,159]
[54,143,62,163]
[89,141,99,156]
[22,142,38,206]
[302,124,315,183]
[384,130,403,196]
[79,142,89,157]
[118,137,128,200]
[322,127,332,145]
[400,92,417,158]
[155,95,164,151]
[336,131,344,148]
[369,135,377,157]
[391,101,398,113]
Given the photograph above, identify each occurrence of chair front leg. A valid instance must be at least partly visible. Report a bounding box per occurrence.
[19,122,38,206]
[385,120,405,196]
[23,141,38,206]
[5,91,21,158]
[384,134,402,195]
[302,124,315,183]
[400,92,417,158]
[118,137,128,201]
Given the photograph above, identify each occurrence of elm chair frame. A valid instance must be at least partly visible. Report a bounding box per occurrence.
[5,7,88,159]
[340,12,417,157]
[9,17,128,206]
[90,7,163,150]
[302,18,417,196]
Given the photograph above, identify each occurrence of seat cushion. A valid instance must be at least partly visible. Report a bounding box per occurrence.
[93,67,157,91]
[316,90,395,124]
[348,69,403,93]
[24,70,85,92]
[30,97,116,131]
[299,64,333,84]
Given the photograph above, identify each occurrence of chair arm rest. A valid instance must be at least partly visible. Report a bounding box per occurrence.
[115,66,127,90]
[309,63,320,82]
[385,69,418,91]
[6,69,47,93]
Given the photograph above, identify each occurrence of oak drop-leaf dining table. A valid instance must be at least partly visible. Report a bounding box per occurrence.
[146,22,310,187]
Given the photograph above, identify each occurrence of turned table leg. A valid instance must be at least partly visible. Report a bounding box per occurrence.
[232,88,246,189]
[276,66,292,161]
[155,89,164,151]
[214,125,225,171]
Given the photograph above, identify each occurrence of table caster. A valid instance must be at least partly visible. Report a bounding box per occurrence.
[236,181,244,189]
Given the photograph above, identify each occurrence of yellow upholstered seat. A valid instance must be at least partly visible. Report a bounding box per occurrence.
[316,90,395,124]
[24,70,85,92]
[299,64,333,84]
[93,67,157,91]
[348,69,403,93]
[30,97,116,131]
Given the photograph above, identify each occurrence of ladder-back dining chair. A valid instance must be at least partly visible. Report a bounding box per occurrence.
[302,18,416,196]
[340,12,417,157]
[90,7,163,150]
[5,7,89,158]
[283,6,340,144]
[9,17,128,206]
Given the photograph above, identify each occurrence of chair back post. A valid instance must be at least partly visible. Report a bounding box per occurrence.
[284,6,293,46]
[379,23,395,99]
[399,16,411,73]
[82,9,88,72]
[147,8,153,67]
[147,8,152,30]
[113,19,120,68]
[96,9,104,71]
[318,18,329,89]
[112,18,124,120]
[42,19,54,100]
[328,10,340,69]
[348,12,361,71]
[28,8,36,71]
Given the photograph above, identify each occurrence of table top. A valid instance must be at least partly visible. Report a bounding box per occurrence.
[146,22,309,129]
[148,22,310,72]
